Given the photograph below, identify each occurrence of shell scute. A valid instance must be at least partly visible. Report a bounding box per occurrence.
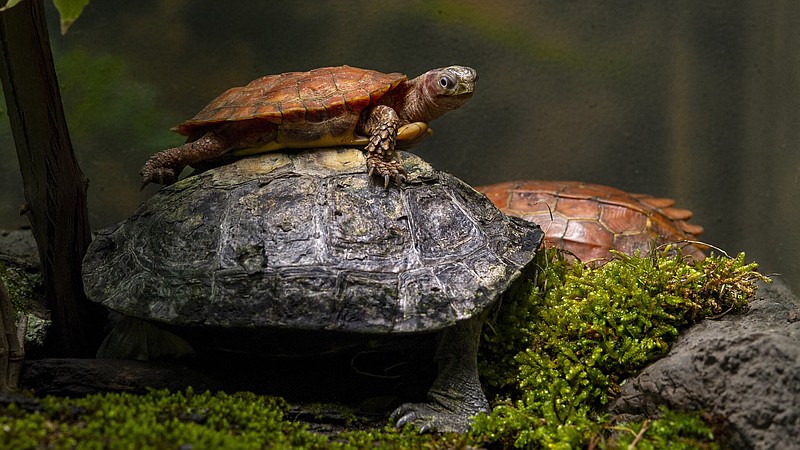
[554,197,599,221]
[302,99,330,123]
[321,95,348,118]
[277,99,307,122]
[342,88,374,113]
[507,192,554,215]
[251,103,282,121]
[601,203,647,234]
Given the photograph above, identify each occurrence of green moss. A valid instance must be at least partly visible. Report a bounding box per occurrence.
[0,249,767,448]
[474,247,767,448]
[1,388,327,449]
[601,407,719,450]
[0,389,468,449]
[0,261,43,315]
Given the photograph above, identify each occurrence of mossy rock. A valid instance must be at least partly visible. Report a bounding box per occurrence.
[0,230,50,357]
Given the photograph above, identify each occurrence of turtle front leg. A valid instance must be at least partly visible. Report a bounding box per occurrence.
[362,105,407,188]
[391,315,490,433]
[140,131,229,188]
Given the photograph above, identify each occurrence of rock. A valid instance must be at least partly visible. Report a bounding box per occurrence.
[609,279,800,449]
[20,358,216,397]
[0,228,51,357]
[0,229,40,269]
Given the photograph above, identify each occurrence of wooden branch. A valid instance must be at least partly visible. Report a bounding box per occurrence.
[0,0,103,356]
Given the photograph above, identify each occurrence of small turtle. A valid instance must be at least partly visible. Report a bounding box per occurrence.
[477,180,706,265]
[85,148,543,433]
[141,65,477,188]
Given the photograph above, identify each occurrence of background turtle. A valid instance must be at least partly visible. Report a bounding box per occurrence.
[477,180,706,265]
[85,148,543,433]
[140,65,477,188]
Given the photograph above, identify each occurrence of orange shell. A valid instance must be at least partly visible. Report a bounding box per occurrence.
[173,66,406,136]
[476,180,707,265]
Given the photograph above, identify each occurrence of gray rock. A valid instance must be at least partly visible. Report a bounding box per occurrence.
[610,279,800,449]
[0,229,40,268]
[20,358,216,397]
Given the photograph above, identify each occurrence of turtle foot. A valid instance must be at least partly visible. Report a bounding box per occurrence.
[367,156,407,188]
[140,161,178,189]
[390,401,475,434]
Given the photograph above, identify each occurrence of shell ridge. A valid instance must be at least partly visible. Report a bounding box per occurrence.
[210,187,236,307]
[439,177,490,321]
[449,176,491,259]
[313,173,332,271]
[397,185,420,326]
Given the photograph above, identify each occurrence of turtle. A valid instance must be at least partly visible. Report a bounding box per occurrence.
[476,180,706,266]
[84,148,544,433]
[140,65,477,188]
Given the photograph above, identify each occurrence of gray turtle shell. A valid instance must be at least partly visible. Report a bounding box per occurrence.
[83,148,543,334]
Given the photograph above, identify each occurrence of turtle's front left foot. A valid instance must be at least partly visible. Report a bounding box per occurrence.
[364,104,406,188]
[367,155,407,188]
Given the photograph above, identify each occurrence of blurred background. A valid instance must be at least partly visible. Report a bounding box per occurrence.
[1,1,798,293]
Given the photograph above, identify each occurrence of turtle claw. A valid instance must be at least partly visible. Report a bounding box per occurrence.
[140,163,178,189]
[390,404,424,430]
[390,402,470,434]
[141,170,177,189]
[386,173,407,189]
[366,156,407,188]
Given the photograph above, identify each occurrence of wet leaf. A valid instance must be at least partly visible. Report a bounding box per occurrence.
[52,0,90,34]
[0,0,25,12]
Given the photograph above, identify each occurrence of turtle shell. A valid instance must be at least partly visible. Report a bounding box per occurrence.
[173,66,406,137]
[477,180,706,265]
[83,149,543,334]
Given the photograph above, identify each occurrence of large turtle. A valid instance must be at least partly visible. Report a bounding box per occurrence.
[141,65,477,188]
[84,148,543,433]
[477,180,707,265]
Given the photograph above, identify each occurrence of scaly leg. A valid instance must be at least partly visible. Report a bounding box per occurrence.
[390,314,490,433]
[140,131,230,188]
[141,121,281,188]
[362,105,407,188]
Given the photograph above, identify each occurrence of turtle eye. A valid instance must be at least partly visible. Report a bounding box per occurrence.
[438,76,455,90]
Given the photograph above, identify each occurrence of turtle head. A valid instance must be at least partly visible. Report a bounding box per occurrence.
[430,65,477,98]
[406,65,477,122]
